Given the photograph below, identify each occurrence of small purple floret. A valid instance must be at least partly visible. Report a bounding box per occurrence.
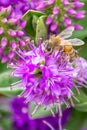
[46,16,53,25]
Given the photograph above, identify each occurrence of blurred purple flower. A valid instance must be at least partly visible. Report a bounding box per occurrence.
[73,57,87,88]
[11,97,71,130]
[0,0,11,7]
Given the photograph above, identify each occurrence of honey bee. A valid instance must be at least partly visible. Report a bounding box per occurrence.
[44,26,84,61]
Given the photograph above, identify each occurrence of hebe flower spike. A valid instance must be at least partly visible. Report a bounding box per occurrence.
[0,6,30,63]
[9,31,87,129]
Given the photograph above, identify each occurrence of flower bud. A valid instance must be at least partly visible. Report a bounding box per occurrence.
[48,0,55,5]
[1,56,8,63]
[8,29,16,36]
[64,17,72,26]
[74,24,83,30]
[50,23,58,32]
[0,27,4,35]
[19,40,25,46]
[73,1,84,8]
[53,7,59,15]
[62,0,69,5]
[67,8,76,15]
[1,38,7,48]
[11,41,17,49]
[16,30,24,37]
[20,20,27,28]
[46,16,53,25]
[8,51,15,59]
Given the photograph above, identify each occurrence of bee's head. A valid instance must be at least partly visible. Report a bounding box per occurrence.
[44,40,53,53]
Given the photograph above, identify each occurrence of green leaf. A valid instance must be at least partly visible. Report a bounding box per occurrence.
[23,10,44,39]
[0,70,22,96]
[0,62,7,73]
[29,103,66,119]
[23,10,44,19]
[25,16,36,39]
[0,87,22,97]
[81,118,87,129]
[30,88,87,119]
[79,38,87,59]
[0,70,19,88]
[65,109,87,130]
[72,17,87,39]
[35,15,48,44]
[0,118,12,130]
[81,0,87,3]
[0,97,11,130]
[29,103,56,119]
[32,15,39,31]
[73,89,87,112]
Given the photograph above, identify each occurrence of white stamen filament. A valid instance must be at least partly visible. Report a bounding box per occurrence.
[43,120,55,130]
[15,51,25,61]
[48,106,55,117]
[58,103,62,130]
[31,104,40,116]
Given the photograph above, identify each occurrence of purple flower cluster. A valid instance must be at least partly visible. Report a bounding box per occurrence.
[9,32,87,129]
[0,6,30,63]
[11,97,71,130]
[10,37,87,108]
[0,1,85,64]
[0,0,47,14]
[0,0,85,34]
[0,0,30,8]
[45,0,85,34]
[11,44,76,106]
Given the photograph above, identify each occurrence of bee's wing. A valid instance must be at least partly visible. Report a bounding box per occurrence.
[68,38,85,46]
[58,26,74,39]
